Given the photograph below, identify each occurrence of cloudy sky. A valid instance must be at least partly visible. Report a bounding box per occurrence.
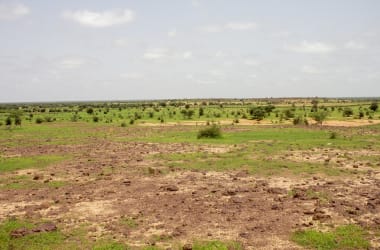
[0,0,379,102]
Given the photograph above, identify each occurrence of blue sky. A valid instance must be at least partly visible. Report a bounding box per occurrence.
[0,0,379,102]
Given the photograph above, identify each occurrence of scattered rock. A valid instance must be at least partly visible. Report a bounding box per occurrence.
[10,222,57,238]
[267,187,286,195]
[164,185,179,192]
[182,243,192,250]
[222,189,237,196]
[33,174,42,180]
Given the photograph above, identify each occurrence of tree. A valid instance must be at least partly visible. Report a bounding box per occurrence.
[199,107,204,117]
[181,109,194,119]
[5,117,12,127]
[86,108,94,115]
[342,107,354,117]
[311,110,329,125]
[14,115,22,126]
[369,102,378,112]
[311,99,319,112]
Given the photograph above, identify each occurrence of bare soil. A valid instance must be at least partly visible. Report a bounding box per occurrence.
[1,139,380,249]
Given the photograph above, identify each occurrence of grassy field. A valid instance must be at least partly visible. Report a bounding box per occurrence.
[0,98,379,249]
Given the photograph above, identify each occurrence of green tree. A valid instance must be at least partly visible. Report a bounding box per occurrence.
[342,107,354,117]
[311,99,319,112]
[14,115,22,126]
[199,107,204,117]
[312,110,329,125]
[5,116,12,127]
[369,102,378,112]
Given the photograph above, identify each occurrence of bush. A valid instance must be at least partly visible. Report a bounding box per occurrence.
[369,102,378,112]
[35,117,44,124]
[44,116,54,122]
[93,116,99,122]
[342,107,353,117]
[329,131,338,139]
[311,110,329,125]
[86,108,94,114]
[120,122,127,127]
[249,107,266,121]
[14,115,22,126]
[197,125,222,139]
[5,117,12,126]
[283,109,295,120]
[293,116,308,125]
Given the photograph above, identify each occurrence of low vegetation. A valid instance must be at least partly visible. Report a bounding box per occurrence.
[0,98,379,249]
[292,224,370,250]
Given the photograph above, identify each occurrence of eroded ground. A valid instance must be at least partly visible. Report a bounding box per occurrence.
[1,123,380,249]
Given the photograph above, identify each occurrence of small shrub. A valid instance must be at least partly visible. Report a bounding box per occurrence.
[14,116,22,126]
[44,116,54,122]
[129,119,135,125]
[5,117,12,126]
[120,122,127,127]
[92,116,99,122]
[35,117,44,124]
[369,102,378,112]
[197,125,222,139]
[293,116,308,125]
[342,107,354,117]
[86,108,94,114]
[329,131,338,139]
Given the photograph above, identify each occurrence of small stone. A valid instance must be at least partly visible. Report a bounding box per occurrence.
[182,243,192,250]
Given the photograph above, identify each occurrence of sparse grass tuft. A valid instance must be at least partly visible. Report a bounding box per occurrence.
[0,155,67,172]
[292,224,370,250]
[0,218,64,250]
[197,125,222,139]
[192,240,243,250]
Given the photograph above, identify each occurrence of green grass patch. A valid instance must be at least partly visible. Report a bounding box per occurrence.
[0,155,67,172]
[92,241,128,250]
[154,149,354,177]
[0,218,64,250]
[292,224,370,250]
[192,240,243,250]
[119,217,138,228]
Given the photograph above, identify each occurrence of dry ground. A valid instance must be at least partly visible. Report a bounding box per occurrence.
[1,124,380,249]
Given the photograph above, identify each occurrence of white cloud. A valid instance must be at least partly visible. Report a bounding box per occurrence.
[63,9,134,28]
[225,22,257,31]
[59,58,86,69]
[120,73,143,79]
[0,3,29,20]
[200,21,257,33]
[183,51,192,59]
[215,51,226,58]
[287,41,335,54]
[344,41,366,50]
[143,48,168,60]
[191,0,201,7]
[114,38,129,47]
[199,25,223,33]
[244,59,259,66]
[301,65,323,74]
[168,29,176,38]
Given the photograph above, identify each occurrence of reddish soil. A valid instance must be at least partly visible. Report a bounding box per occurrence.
[1,140,380,249]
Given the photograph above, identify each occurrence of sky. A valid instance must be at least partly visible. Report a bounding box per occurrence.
[0,0,380,102]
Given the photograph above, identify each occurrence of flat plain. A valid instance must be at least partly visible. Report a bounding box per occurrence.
[0,98,379,250]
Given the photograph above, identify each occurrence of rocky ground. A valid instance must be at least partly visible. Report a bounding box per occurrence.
[1,131,380,249]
